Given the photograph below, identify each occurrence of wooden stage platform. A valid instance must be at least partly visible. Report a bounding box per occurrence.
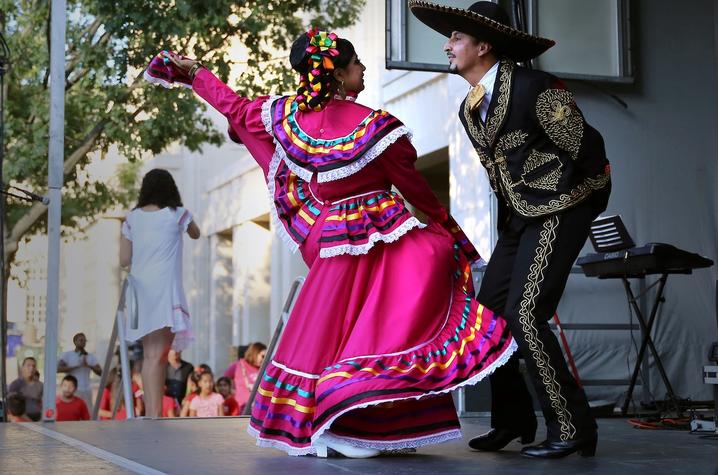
[1,416,716,475]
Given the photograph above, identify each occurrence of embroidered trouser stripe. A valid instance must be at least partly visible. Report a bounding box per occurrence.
[478,200,600,441]
[517,215,576,440]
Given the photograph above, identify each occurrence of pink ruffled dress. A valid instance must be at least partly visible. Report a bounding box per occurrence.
[188,68,517,455]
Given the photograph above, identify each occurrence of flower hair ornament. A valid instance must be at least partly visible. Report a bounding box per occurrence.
[294,27,340,112]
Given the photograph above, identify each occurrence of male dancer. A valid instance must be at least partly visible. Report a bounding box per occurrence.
[410,1,611,458]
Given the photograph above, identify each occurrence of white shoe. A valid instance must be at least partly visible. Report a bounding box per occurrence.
[315,437,380,458]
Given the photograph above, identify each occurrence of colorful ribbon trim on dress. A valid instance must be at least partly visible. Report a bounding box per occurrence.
[271,96,403,177]
[265,95,422,257]
[272,160,322,247]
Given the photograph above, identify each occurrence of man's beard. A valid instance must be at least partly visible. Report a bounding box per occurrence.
[448,62,459,74]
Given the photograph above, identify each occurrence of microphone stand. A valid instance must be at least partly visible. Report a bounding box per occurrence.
[1,184,50,205]
[0,24,10,423]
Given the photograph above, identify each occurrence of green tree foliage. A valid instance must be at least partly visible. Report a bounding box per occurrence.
[1,0,364,261]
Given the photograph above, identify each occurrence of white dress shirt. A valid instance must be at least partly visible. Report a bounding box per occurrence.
[477,61,500,122]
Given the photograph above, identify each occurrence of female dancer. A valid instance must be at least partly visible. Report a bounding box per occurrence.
[148,28,516,457]
[120,169,200,417]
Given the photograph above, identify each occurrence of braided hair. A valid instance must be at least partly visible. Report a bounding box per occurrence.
[290,28,356,112]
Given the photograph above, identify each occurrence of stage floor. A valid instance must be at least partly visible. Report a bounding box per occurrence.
[1,416,716,475]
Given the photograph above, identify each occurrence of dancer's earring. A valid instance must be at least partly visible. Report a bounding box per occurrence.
[338,79,346,98]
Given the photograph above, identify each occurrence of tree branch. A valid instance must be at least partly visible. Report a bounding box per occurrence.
[4,72,145,257]
[65,30,110,80]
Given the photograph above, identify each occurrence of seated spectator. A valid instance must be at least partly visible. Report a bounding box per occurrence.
[56,375,90,422]
[6,393,32,422]
[232,342,266,413]
[165,350,193,406]
[161,386,179,418]
[188,367,223,417]
[131,360,145,416]
[9,357,43,421]
[216,376,239,416]
[98,368,143,420]
[180,364,209,417]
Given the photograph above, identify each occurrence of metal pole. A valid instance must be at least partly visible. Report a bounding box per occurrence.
[41,0,65,422]
[243,276,304,416]
[115,280,134,419]
[0,26,9,422]
[92,313,118,420]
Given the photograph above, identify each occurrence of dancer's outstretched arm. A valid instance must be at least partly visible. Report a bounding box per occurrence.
[161,52,275,176]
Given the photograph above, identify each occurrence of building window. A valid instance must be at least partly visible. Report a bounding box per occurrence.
[386,0,633,83]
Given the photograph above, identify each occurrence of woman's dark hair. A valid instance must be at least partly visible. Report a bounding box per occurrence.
[135,168,183,210]
[216,376,232,387]
[189,364,213,387]
[291,30,356,112]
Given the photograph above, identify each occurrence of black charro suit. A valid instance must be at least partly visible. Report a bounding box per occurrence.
[460,59,611,442]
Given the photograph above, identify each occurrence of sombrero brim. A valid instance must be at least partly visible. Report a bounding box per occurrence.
[409,0,555,62]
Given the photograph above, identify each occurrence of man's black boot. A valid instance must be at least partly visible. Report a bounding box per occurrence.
[468,428,536,451]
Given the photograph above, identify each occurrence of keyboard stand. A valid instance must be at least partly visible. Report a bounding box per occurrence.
[620,273,678,415]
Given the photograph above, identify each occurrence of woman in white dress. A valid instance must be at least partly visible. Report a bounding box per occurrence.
[120,169,200,417]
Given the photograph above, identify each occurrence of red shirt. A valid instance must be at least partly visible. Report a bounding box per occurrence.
[162,395,179,417]
[222,395,240,416]
[99,382,141,420]
[56,396,90,421]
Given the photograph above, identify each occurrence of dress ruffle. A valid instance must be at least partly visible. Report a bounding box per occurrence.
[318,190,426,258]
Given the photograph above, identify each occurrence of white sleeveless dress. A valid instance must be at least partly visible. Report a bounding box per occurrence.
[121,207,193,350]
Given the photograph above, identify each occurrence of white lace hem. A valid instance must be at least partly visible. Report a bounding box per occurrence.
[316,126,413,183]
[247,338,518,456]
[320,429,461,451]
[142,69,192,89]
[264,96,300,254]
[246,426,461,457]
[318,217,427,259]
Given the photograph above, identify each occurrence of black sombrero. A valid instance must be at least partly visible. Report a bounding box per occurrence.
[408,0,555,61]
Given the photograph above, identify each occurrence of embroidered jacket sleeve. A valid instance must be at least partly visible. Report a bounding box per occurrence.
[379,137,480,262]
[191,68,274,175]
[532,77,609,179]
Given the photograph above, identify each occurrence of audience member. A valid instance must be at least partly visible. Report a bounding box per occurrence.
[188,367,223,417]
[232,342,266,413]
[180,364,208,417]
[8,357,43,421]
[57,332,102,410]
[165,349,193,405]
[98,367,143,420]
[56,375,90,422]
[161,386,179,417]
[216,376,239,416]
[6,393,32,422]
[222,345,248,379]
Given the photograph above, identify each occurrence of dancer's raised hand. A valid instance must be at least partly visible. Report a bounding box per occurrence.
[160,51,199,75]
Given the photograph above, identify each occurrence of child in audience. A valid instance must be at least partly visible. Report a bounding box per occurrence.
[189,368,223,417]
[216,376,239,416]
